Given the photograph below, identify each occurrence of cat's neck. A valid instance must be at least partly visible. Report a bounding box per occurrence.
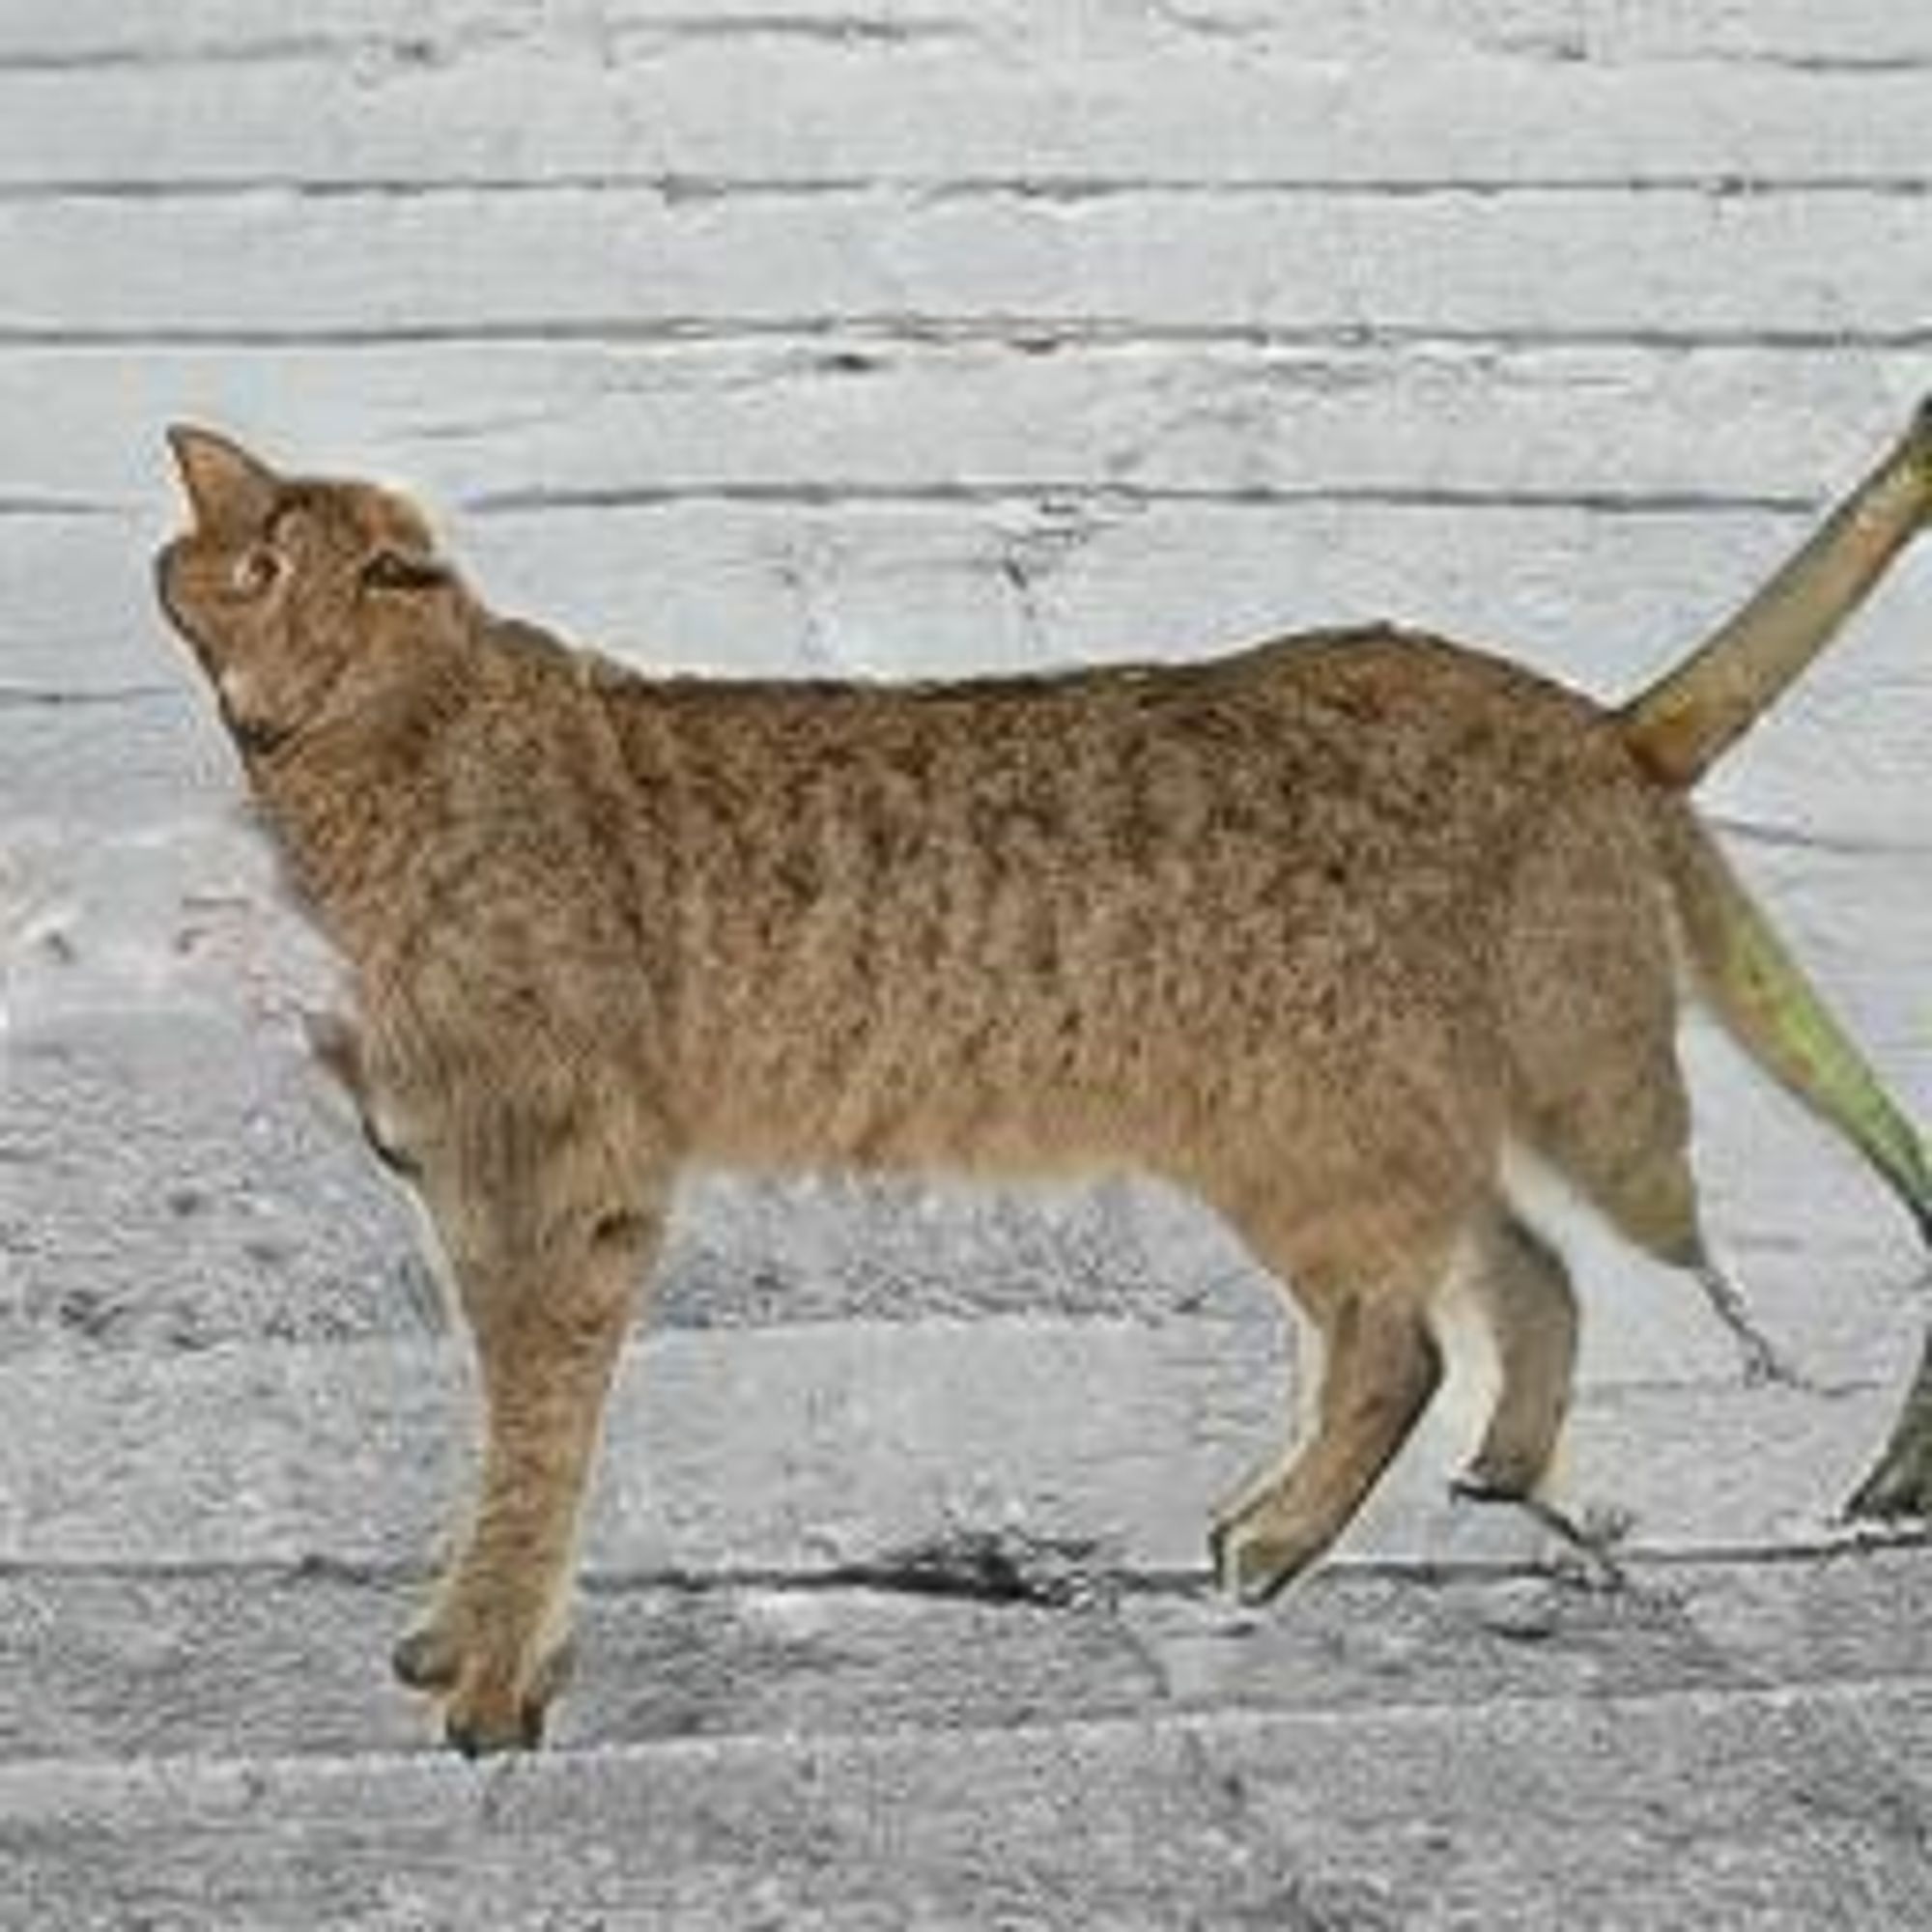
[245,648,469,931]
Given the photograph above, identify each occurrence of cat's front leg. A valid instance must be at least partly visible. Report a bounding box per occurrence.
[302,1008,421,1178]
[301,1007,364,1096]
[397,1179,665,1755]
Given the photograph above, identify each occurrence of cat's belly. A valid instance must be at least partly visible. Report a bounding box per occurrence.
[677,943,1502,1192]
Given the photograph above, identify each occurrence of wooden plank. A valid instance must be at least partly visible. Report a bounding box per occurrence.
[1,1683,1927,1928]
[4,340,1926,501]
[3,1,1929,73]
[0,1319,1924,1574]
[0,1549,1926,1761]
[8,190,1931,343]
[1,34,1928,190]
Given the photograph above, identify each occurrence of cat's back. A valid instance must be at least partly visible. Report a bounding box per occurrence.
[591,620,1625,872]
[432,619,1666,1171]
[587,619,1636,1020]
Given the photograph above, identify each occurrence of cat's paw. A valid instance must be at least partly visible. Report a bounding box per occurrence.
[1449,1450,1540,1506]
[392,1610,577,1757]
[1846,1433,1932,1522]
[1207,1503,1319,1606]
[443,1675,551,1759]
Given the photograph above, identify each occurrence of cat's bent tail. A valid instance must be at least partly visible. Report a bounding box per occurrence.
[1657,806,1932,1249]
[1618,398,1932,789]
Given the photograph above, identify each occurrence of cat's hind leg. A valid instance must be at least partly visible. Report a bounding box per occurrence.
[1445,1204,1633,1580]
[1500,797,1801,1387]
[1208,1208,1453,1605]
[1539,1107,1802,1388]
[1451,1208,1577,1504]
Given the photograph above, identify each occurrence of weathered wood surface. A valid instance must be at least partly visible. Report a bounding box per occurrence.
[7,346,1926,499]
[3,1684,1929,1930]
[4,1549,1928,1761]
[1,1320,1924,1573]
[2,1549,1930,1924]
[7,198,1931,346]
[3,2,1929,190]
[7,0,1928,70]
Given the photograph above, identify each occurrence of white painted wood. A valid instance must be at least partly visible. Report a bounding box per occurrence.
[5,1549,1928,1760]
[3,1686,1928,1928]
[2,3,1929,1911]
[4,342,1925,500]
[0,1320,1920,1574]
[2,24,1928,188]
[8,189,1930,343]
[7,0,1931,70]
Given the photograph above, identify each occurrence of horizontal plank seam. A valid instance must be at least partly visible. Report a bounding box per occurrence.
[0,497,128,517]
[3,20,1932,76]
[0,20,973,74]
[1708,810,1932,861]
[462,482,1823,515]
[10,38,1932,77]
[0,1530,1922,1594]
[0,484,1833,522]
[3,1667,1928,1795]
[3,175,1931,203]
[9,321,1929,354]
[0,684,178,708]
[0,669,189,701]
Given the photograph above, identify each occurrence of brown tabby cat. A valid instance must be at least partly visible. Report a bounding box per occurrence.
[155,404,1932,1755]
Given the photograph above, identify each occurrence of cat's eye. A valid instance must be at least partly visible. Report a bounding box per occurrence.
[361,549,448,593]
[229,547,283,599]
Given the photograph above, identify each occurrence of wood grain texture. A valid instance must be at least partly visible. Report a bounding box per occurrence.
[5,343,1928,499]
[2,1684,1928,1928]
[0,1550,1926,1758]
[3,20,1929,190]
[1,1320,1924,1573]
[5,0,1929,71]
[8,191,1932,343]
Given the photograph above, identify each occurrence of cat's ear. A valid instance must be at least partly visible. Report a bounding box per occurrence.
[166,424,281,531]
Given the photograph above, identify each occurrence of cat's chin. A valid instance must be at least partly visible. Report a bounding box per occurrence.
[203,669,301,763]
[152,542,199,652]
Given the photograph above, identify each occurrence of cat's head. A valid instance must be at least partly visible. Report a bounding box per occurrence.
[155,426,466,757]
